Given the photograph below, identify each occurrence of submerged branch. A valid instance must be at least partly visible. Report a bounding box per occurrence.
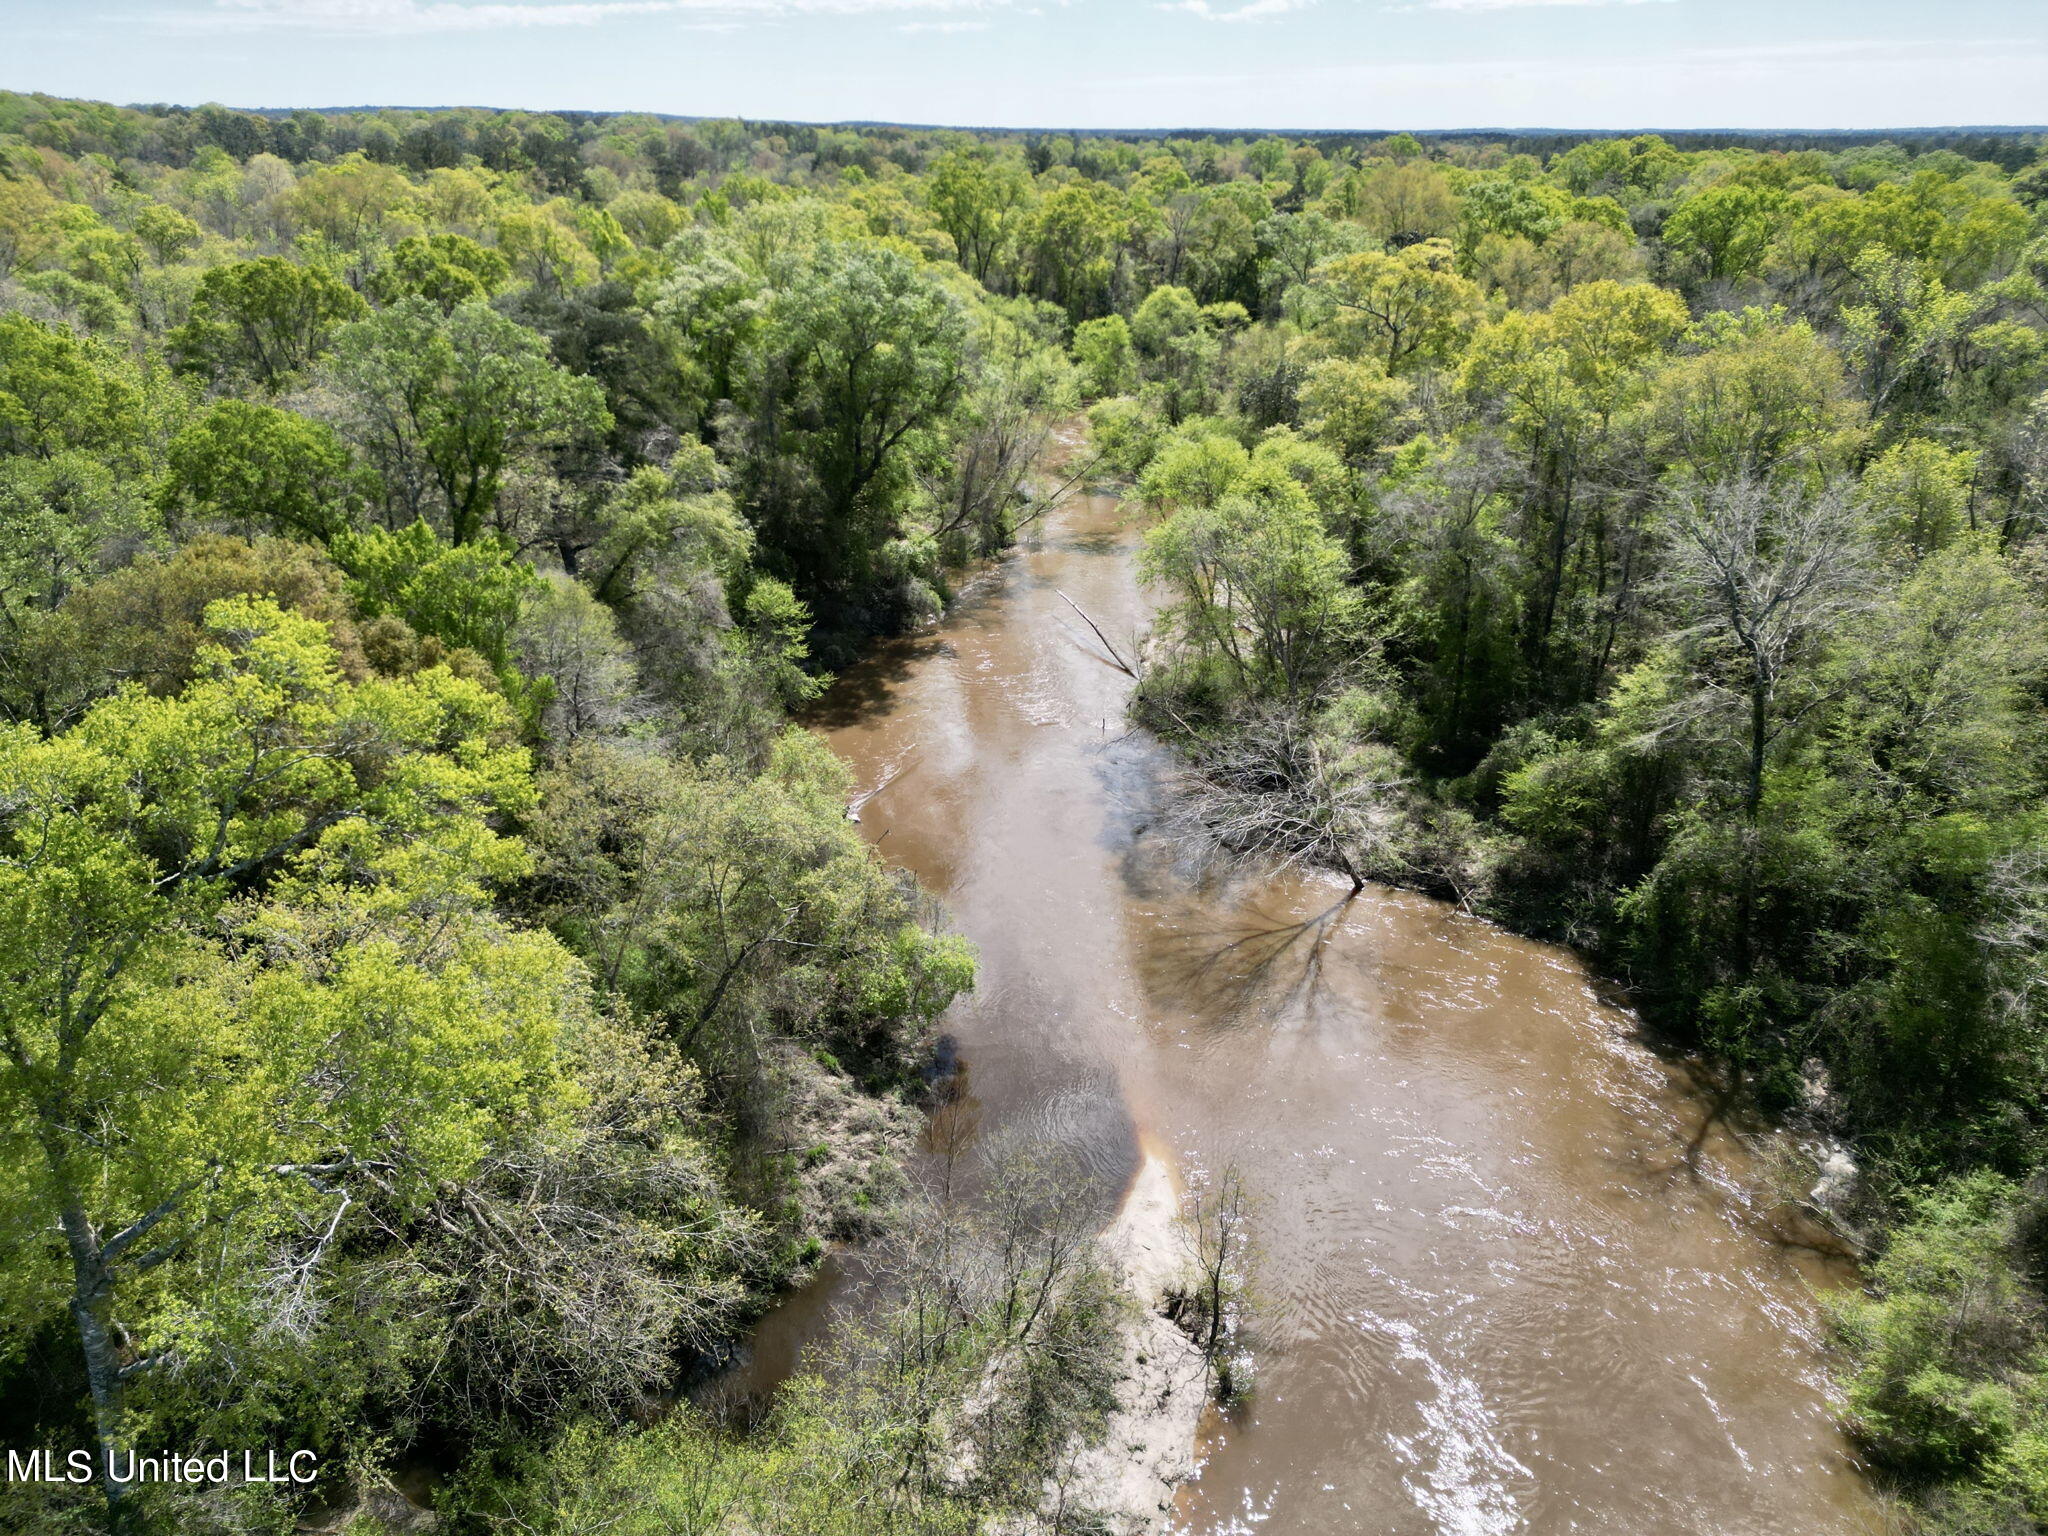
[1054,588,1137,678]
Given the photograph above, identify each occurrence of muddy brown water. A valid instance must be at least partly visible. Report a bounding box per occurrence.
[754,425,1888,1534]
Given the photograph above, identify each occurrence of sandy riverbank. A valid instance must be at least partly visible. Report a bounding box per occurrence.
[1048,1148,1211,1534]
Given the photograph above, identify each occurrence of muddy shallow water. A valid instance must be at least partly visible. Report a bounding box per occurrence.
[765,428,1887,1535]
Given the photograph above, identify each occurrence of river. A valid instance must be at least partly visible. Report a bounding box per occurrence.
[763,423,1887,1535]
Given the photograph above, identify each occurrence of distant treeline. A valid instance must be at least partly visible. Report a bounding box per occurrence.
[7,91,2043,180]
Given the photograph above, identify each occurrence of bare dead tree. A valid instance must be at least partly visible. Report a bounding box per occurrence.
[975,1141,1101,1346]
[1657,475,1872,977]
[924,334,1077,557]
[1661,475,1872,825]
[1982,845,2048,1044]
[824,1129,1119,1513]
[1174,1164,1256,1401]
[1162,703,1408,894]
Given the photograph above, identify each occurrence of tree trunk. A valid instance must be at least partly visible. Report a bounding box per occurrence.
[1740,674,1770,974]
[59,1201,130,1527]
[1747,676,1768,826]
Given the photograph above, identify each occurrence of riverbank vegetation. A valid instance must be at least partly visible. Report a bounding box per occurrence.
[0,90,2044,1530]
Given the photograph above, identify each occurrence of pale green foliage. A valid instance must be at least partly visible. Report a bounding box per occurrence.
[1842,247,1989,413]
[925,145,1029,285]
[1143,468,1365,701]
[497,202,599,293]
[737,575,823,713]
[607,189,686,251]
[933,294,1076,560]
[0,313,149,462]
[515,573,645,748]
[286,154,412,256]
[1024,179,1141,319]
[651,228,769,415]
[1139,422,1249,510]
[0,450,160,617]
[1130,283,1221,423]
[1829,537,2048,830]
[1663,182,1791,282]
[1462,280,1688,451]
[7,93,2048,1536]
[365,231,510,312]
[587,451,753,609]
[1245,428,1352,527]
[0,598,580,1481]
[1307,239,1481,374]
[528,731,973,1076]
[1639,309,1865,479]
[1086,395,1165,477]
[1858,437,1980,560]
[131,202,200,266]
[1829,1175,2048,1531]
[1072,312,1136,398]
[334,519,540,671]
[1298,355,1411,463]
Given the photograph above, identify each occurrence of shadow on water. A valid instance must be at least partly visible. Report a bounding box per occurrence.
[804,633,954,730]
[1141,893,1365,1030]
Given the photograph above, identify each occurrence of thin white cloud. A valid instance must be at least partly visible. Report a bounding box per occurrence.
[188,0,993,30]
[1415,0,1672,9]
[896,16,991,27]
[206,0,684,26]
[1167,0,1313,21]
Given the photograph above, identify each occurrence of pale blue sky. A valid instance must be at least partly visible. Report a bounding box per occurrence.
[4,0,2044,131]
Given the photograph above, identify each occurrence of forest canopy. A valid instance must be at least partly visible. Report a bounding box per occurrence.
[0,89,2046,1534]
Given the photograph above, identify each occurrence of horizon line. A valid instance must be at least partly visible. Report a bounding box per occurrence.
[77,98,2048,137]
